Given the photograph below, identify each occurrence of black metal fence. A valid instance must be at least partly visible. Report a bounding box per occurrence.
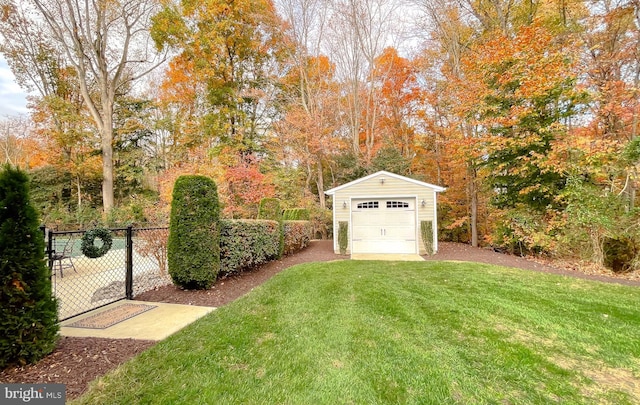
[45,226,171,321]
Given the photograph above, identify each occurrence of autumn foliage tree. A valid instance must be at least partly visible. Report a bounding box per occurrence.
[0,117,46,169]
[372,47,422,161]
[452,22,587,252]
[580,0,640,209]
[220,155,275,219]
[274,55,344,208]
[151,0,288,156]
[461,23,585,212]
[3,0,640,270]
[29,66,102,213]
[1,0,166,214]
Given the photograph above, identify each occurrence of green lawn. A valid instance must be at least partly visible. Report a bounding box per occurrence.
[73,261,640,404]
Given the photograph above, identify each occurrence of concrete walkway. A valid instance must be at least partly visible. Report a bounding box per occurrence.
[351,253,425,261]
[60,300,215,341]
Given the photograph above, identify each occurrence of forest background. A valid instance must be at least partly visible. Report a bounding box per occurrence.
[0,0,638,271]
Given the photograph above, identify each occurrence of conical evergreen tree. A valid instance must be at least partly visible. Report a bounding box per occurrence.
[0,165,58,368]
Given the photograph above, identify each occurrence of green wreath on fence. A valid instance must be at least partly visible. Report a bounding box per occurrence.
[81,227,113,258]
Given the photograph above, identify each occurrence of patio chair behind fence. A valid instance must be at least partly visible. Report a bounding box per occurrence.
[45,226,171,321]
[50,234,78,278]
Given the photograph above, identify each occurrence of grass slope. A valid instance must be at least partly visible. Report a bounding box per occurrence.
[74,261,640,404]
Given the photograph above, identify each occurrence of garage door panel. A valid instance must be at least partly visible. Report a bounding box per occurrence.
[352,240,388,254]
[353,227,414,241]
[384,240,416,254]
[353,239,415,254]
[352,212,386,226]
[384,225,416,240]
[351,240,417,254]
[352,225,381,239]
[385,211,415,226]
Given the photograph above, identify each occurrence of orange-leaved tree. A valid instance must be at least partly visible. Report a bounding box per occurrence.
[460,22,584,212]
[455,22,586,252]
[274,55,344,209]
[372,47,423,162]
[219,153,275,219]
[151,0,289,157]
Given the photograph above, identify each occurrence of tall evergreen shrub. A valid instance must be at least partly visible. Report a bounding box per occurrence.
[0,165,58,368]
[338,221,349,255]
[421,220,434,255]
[168,175,220,289]
[257,198,281,220]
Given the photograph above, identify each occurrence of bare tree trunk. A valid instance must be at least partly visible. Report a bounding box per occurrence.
[467,125,479,247]
[434,111,444,185]
[629,36,639,210]
[316,161,326,209]
[76,175,82,210]
[469,165,478,247]
[101,113,115,212]
[590,229,604,266]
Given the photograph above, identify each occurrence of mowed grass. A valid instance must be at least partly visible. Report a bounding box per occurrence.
[74,261,640,404]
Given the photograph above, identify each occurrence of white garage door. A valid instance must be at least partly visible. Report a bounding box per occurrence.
[351,198,416,254]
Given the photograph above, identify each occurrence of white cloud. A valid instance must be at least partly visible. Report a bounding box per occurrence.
[0,56,29,117]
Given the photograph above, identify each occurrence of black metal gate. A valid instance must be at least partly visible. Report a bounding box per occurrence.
[46,226,170,321]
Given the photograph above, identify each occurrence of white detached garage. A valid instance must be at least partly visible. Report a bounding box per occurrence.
[325,171,445,255]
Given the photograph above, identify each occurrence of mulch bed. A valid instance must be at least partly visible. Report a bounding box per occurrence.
[430,242,640,287]
[2,240,638,400]
[0,337,155,400]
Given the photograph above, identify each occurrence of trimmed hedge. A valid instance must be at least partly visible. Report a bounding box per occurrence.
[0,165,58,368]
[257,198,284,258]
[282,208,310,221]
[220,219,281,274]
[168,175,220,289]
[283,220,312,256]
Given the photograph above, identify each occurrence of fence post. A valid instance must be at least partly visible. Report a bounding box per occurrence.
[125,225,133,299]
[46,228,54,278]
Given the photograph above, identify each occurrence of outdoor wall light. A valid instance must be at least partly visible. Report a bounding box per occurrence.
[421,199,426,207]
[343,201,347,209]
[380,178,385,184]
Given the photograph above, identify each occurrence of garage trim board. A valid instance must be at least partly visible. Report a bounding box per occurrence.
[325,171,446,256]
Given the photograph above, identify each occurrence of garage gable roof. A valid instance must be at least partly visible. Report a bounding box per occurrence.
[325,170,446,195]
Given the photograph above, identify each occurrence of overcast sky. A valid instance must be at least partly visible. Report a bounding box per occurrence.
[0,56,28,117]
